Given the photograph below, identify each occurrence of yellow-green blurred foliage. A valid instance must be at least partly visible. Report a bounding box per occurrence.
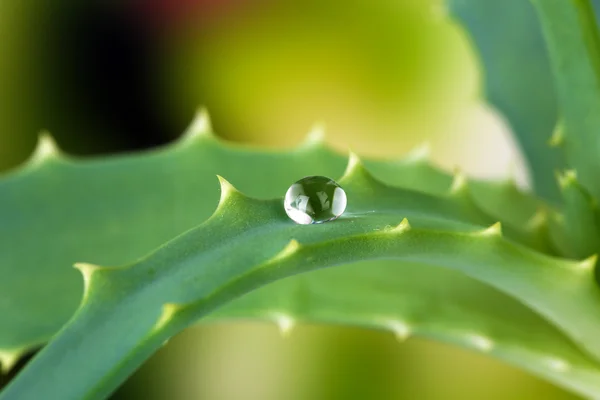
[0,0,572,398]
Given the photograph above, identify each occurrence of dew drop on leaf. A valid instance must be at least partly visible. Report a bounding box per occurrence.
[284,176,347,225]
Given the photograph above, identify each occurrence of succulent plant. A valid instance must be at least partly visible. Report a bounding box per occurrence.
[3,0,600,399]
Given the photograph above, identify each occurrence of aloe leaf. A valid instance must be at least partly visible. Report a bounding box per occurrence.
[531,0,600,202]
[447,0,565,202]
[1,157,600,399]
[0,114,551,367]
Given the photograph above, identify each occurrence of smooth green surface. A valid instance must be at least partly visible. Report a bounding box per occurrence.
[1,119,600,398]
[447,0,564,202]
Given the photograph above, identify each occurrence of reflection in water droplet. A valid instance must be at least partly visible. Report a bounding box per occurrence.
[284,176,347,225]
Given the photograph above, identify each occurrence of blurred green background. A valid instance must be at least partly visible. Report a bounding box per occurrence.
[0,0,575,398]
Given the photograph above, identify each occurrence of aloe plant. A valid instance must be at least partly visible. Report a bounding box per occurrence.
[2,0,600,398]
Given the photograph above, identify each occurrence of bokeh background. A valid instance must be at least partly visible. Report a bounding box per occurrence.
[0,0,576,398]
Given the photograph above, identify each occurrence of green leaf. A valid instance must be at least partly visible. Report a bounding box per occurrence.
[0,115,598,398]
[2,160,600,399]
[531,0,600,202]
[447,0,565,202]
[549,170,600,258]
[0,114,550,365]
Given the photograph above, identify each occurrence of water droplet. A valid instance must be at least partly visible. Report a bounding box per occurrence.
[284,176,347,224]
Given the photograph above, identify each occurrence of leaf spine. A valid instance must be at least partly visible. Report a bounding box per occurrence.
[0,348,21,374]
[467,334,494,352]
[477,222,502,237]
[269,239,302,264]
[73,262,102,302]
[216,175,240,207]
[548,121,565,147]
[557,169,578,190]
[300,122,326,148]
[449,169,468,195]
[525,209,548,231]
[388,218,411,233]
[340,151,364,183]
[153,303,184,332]
[271,312,295,337]
[384,319,412,341]
[545,356,570,372]
[31,131,60,163]
[578,254,597,273]
[402,142,431,163]
[180,108,213,142]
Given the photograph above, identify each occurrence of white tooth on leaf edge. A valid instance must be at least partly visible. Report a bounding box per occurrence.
[387,218,411,234]
[449,170,468,194]
[269,240,302,264]
[73,263,101,301]
[32,132,60,162]
[272,313,295,337]
[216,175,239,205]
[467,334,494,352]
[384,320,412,341]
[0,349,21,374]
[153,303,183,332]
[402,142,431,163]
[340,151,363,182]
[577,254,597,272]
[301,123,326,148]
[477,222,502,237]
[546,357,570,372]
[181,108,212,142]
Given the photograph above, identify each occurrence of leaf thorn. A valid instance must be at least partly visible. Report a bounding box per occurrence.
[0,348,21,374]
[385,320,412,342]
[449,169,468,194]
[477,222,502,237]
[153,303,184,332]
[467,334,494,352]
[73,262,102,301]
[388,218,411,233]
[272,312,295,337]
[269,239,302,264]
[578,254,597,273]
[546,357,570,372]
[300,122,326,148]
[31,131,60,163]
[180,108,213,143]
[403,142,431,163]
